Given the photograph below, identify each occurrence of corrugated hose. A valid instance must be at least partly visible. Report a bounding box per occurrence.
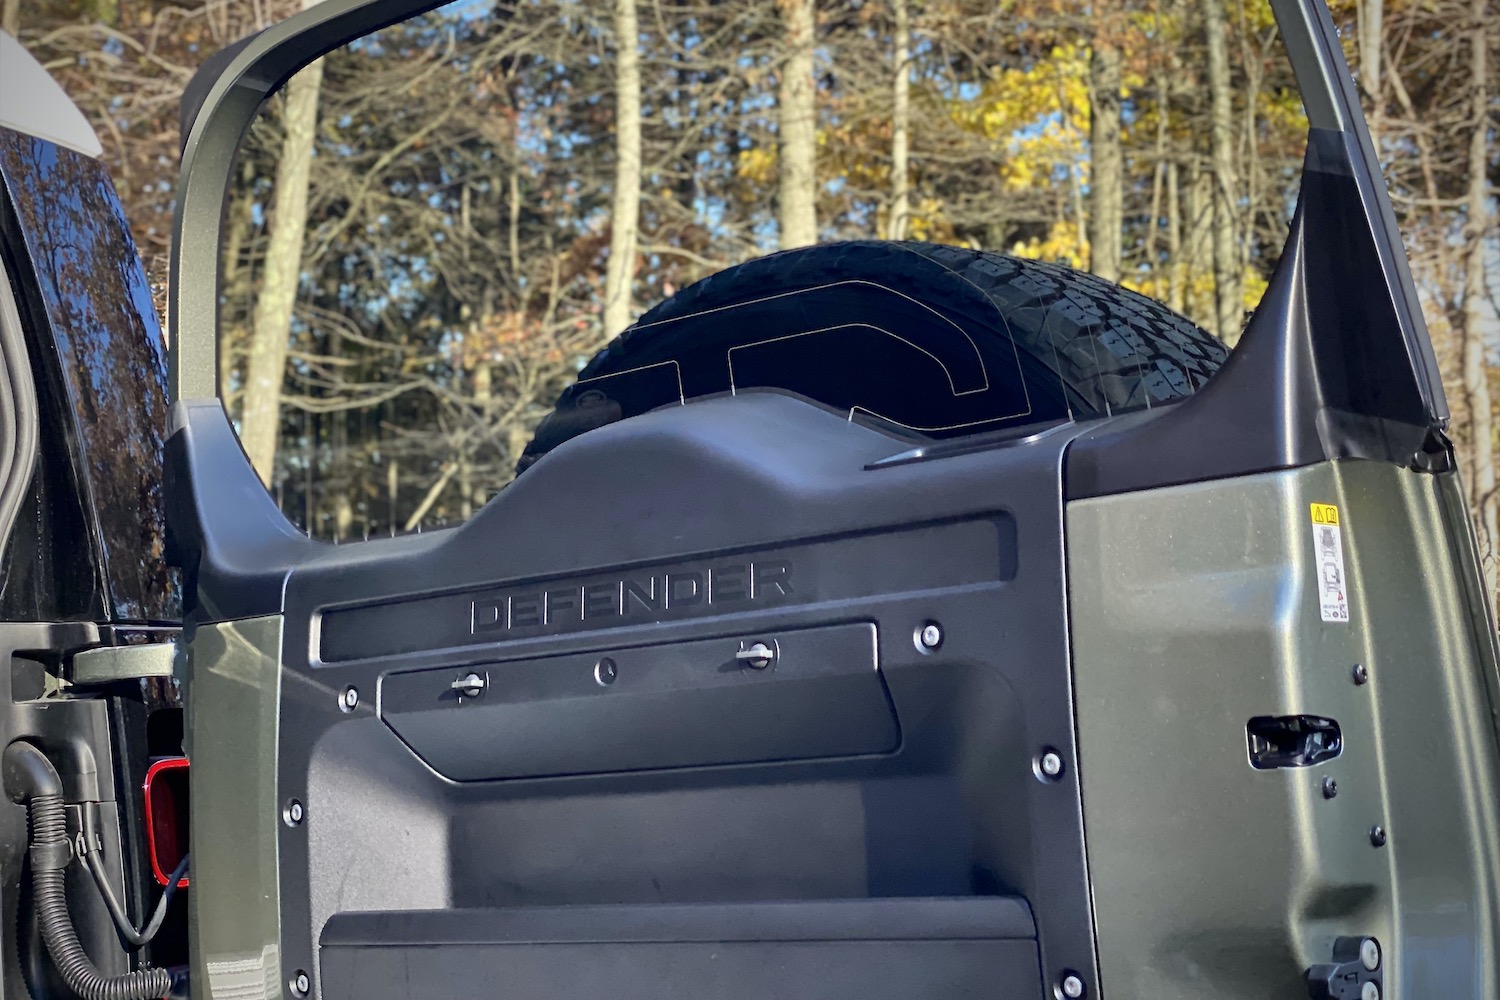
[3,740,173,1000]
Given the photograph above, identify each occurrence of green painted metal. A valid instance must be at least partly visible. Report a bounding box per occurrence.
[1069,460,1500,998]
[187,615,285,1000]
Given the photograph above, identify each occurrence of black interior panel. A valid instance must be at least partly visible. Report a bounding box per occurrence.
[381,622,900,780]
[242,393,1097,995]
[319,898,1042,1000]
[319,516,1014,662]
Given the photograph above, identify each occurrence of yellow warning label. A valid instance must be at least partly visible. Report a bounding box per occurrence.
[1310,503,1340,526]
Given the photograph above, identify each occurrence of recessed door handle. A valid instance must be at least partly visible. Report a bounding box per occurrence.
[1246,715,1341,769]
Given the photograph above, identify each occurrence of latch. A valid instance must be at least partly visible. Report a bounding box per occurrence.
[1306,936,1382,999]
[1246,715,1342,769]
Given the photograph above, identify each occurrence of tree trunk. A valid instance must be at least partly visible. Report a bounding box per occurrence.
[1088,42,1123,284]
[1144,77,1169,273]
[1185,165,1213,327]
[603,0,642,336]
[1461,0,1496,606]
[387,458,398,537]
[1166,160,1184,314]
[777,0,817,249]
[2,0,20,36]
[241,33,324,487]
[1203,0,1242,344]
[888,0,911,241]
[1358,0,1383,101]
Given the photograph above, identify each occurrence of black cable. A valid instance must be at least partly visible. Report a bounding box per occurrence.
[84,846,189,947]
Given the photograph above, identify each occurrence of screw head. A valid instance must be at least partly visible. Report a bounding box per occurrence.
[594,657,618,686]
[1321,776,1338,799]
[1359,937,1380,971]
[1037,750,1065,782]
[283,800,304,827]
[1060,973,1086,999]
[1369,824,1388,848]
[1361,982,1380,1000]
[291,970,311,996]
[340,686,359,712]
[917,623,943,650]
[1352,663,1369,685]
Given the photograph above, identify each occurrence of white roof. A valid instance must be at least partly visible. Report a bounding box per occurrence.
[0,31,103,158]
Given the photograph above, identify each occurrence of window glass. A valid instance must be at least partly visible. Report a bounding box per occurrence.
[223,0,1307,540]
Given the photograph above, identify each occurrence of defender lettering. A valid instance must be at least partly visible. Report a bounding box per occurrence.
[471,559,794,634]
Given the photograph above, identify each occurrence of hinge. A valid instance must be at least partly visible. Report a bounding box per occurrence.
[71,641,178,685]
[1411,427,1456,474]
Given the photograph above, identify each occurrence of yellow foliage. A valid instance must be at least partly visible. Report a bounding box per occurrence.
[736,146,777,186]
[1010,219,1087,270]
[1258,94,1310,144]
[949,43,1092,195]
[907,197,958,244]
[1241,267,1269,311]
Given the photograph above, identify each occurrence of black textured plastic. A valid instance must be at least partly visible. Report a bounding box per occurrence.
[318,899,1044,1000]
[1066,129,1441,499]
[380,622,900,780]
[265,393,1097,992]
[319,899,1041,1000]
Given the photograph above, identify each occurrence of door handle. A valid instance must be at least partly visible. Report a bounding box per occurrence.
[450,672,487,699]
[735,641,777,670]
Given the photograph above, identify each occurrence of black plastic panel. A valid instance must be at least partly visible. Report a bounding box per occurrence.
[381,622,898,780]
[0,624,133,1000]
[319,898,1041,1000]
[255,393,1097,992]
[321,518,1011,661]
[1065,129,1440,500]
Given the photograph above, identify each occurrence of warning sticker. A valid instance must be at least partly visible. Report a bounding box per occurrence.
[1310,503,1349,623]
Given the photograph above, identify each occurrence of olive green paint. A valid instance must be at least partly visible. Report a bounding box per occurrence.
[187,615,285,1000]
[1069,460,1500,998]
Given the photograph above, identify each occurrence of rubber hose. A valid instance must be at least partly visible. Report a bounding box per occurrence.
[5,742,172,1000]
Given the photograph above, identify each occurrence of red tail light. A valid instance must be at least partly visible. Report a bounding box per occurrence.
[143,757,189,888]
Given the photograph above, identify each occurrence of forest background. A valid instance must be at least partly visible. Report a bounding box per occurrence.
[9,0,1500,612]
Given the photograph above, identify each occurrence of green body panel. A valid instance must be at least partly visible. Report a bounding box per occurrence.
[186,615,285,1000]
[1069,460,1500,998]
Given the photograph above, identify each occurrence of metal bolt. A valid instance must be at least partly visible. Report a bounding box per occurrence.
[917,623,943,650]
[340,686,359,712]
[1321,776,1338,799]
[283,800,304,827]
[1369,825,1388,848]
[1038,751,1064,782]
[291,970,311,996]
[594,657,618,686]
[1361,982,1380,1000]
[1352,663,1369,686]
[1060,973,1086,999]
[1359,937,1380,971]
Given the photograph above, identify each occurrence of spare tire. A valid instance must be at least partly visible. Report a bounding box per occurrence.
[518,241,1227,474]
